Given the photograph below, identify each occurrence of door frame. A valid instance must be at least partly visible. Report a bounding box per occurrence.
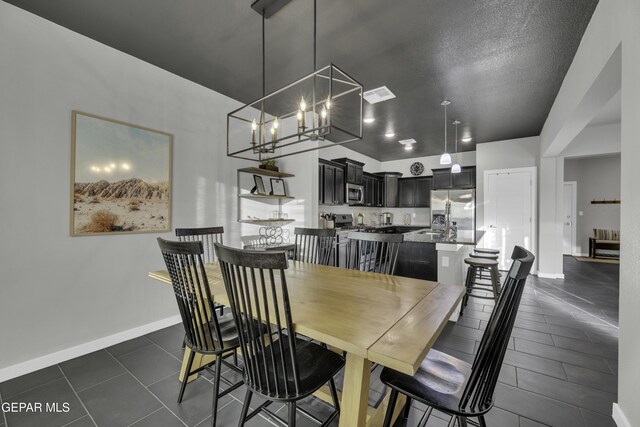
[483,166,538,273]
[563,181,578,256]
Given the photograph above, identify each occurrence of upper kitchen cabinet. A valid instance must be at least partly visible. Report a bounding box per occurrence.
[332,158,364,185]
[399,177,432,207]
[431,166,476,189]
[375,172,402,207]
[319,159,345,205]
[363,172,384,207]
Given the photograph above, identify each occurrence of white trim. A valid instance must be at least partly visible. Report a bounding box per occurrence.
[563,181,578,256]
[613,403,632,427]
[537,272,565,279]
[484,166,538,272]
[0,315,181,383]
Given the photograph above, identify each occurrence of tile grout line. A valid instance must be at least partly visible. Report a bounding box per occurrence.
[105,340,155,359]
[60,415,91,427]
[0,372,65,402]
[532,285,619,329]
[74,372,128,394]
[125,406,164,427]
[103,349,188,427]
[144,370,182,388]
[59,364,99,427]
[191,398,238,427]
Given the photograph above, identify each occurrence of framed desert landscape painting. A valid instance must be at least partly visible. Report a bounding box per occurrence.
[70,111,173,236]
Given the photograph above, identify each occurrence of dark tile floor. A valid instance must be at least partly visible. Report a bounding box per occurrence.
[0,256,618,427]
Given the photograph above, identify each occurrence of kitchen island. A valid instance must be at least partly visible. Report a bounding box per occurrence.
[372,227,483,282]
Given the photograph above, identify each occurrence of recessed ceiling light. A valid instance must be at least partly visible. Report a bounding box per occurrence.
[461,137,472,143]
[385,132,395,138]
[404,145,413,151]
[363,117,375,124]
[398,138,416,145]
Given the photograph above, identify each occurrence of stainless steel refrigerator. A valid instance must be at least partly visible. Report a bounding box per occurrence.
[430,189,476,232]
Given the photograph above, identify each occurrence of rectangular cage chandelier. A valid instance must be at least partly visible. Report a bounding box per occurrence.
[227,64,363,162]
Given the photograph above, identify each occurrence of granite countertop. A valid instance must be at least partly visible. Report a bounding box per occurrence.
[403,229,485,245]
[358,224,484,245]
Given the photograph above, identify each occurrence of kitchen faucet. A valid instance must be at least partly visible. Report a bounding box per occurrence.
[443,200,457,239]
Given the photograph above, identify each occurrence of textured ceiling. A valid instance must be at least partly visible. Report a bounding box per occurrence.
[6,0,598,161]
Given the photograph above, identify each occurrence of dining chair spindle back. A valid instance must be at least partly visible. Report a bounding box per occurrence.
[215,243,344,426]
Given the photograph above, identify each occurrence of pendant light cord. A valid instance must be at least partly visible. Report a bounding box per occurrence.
[262,10,266,97]
[455,121,458,156]
[313,0,317,71]
[444,103,448,152]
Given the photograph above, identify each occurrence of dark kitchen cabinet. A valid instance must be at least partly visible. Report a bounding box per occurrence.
[332,158,364,185]
[375,172,401,207]
[363,173,383,207]
[319,159,345,205]
[415,177,432,207]
[399,177,432,207]
[374,176,384,207]
[432,166,476,189]
[398,178,416,207]
[432,170,452,189]
[452,167,475,188]
[334,166,345,203]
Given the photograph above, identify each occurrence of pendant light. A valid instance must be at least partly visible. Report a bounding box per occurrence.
[226,0,363,161]
[451,120,461,174]
[440,100,452,165]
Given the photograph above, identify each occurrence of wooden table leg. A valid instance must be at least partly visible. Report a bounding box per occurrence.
[179,347,216,384]
[339,353,371,427]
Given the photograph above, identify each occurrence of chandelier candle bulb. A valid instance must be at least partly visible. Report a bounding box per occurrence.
[320,106,327,127]
[251,119,257,144]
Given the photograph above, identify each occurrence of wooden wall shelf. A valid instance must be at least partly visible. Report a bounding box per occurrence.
[239,219,295,226]
[237,167,295,178]
[591,200,621,204]
[239,194,295,200]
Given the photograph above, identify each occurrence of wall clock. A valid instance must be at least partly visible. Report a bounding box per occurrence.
[410,162,424,176]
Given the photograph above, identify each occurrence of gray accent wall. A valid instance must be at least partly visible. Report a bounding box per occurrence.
[564,155,621,255]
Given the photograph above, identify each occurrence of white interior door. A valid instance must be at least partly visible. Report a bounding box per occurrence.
[563,182,577,255]
[485,168,536,270]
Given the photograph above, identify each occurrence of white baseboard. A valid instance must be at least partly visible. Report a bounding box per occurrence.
[0,315,181,383]
[613,403,632,427]
[537,272,565,279]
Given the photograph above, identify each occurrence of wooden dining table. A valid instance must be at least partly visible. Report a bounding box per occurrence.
[149,260,464,427]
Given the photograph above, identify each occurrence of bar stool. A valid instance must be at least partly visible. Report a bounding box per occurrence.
[470,251,500,282]
[474,248,499,255]
[460,257,501,316]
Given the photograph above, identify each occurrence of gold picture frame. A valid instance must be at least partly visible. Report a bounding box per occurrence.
[70,111,173,236]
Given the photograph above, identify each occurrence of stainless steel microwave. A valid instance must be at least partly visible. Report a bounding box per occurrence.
[346,183,364,205]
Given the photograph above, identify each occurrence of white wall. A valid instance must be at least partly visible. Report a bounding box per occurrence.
[0,2,256,374]
[540,0,621,157]
[564,155,621,255]
[475,136,540,235]
[619,0,640,425]
[561,123,621,158]
[380,151,476,177]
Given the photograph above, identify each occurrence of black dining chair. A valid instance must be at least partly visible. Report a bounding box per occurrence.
[293,227,336,266]
[346,232,404,274]
[176,226,225,263]
[215,243,344,427]
[157,238,244,427]
[177,226,226,316]
[380,246,535,427]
